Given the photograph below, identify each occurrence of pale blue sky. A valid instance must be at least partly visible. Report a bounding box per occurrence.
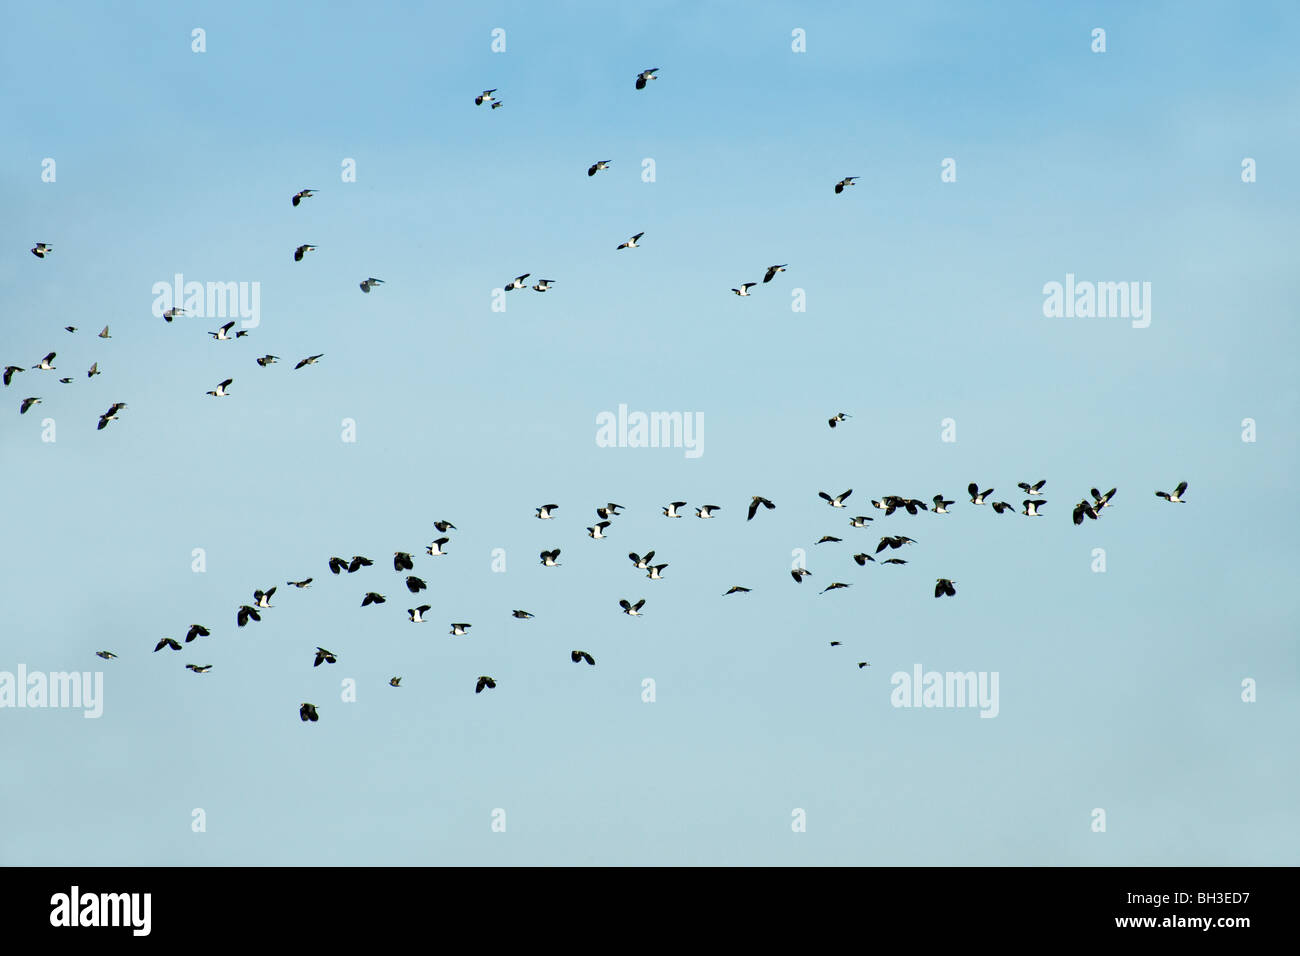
[1,1,1297,865]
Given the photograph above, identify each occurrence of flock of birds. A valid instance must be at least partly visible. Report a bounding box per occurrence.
[12,65,1193,722]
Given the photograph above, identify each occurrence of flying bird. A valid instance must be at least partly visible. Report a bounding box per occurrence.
[313,647,337,667]
[300,702,319,721]
[154,638,181,652]
[32,352,56,370]
[596,503,624,519]
[723,586,751,595]
[450,623,472,636]
[849,516,872,527]
[3,366,22,386]
[236,605,261,627]
[763,264,788,283]
[990,501,1016,515]
[31,242,52,258]
[695,505,721,518]
[64,326,77,333]
[646,564,668,580]
[1017,480,1047,495]
[1091,487,1118,511]
[876,535,916,553]
[328,557,348,574]
[288,578,313,588]
[1156,481,1189,503]
[347,556,373,572]
[162,307,186,322]
[98,326,110,339]
[87,362,101,378]
[256,354,279,367]
[588,161,611,177]
[185,624,210,643]
[253,587,276,608]
[535,504,559,519]
[731,283,757,296]
[532,279,554,292]
[931,495,954,514]
[834,177,858,194]
[359,278,384,293]
[504,273,530,291]
[96,403,127,430]
[294,354,324,369]
[291,189,317,207]
[361,592,386,606]
[934,578,957,598]
[571,651,595,666]
[426,537,450,556]
[474,89,497,106]
[539,549,561,567]
[1022,499,1046,517]
[968,483,993,505]
[821,582,851,593]
[1072,499,1098,525]
[619,598,646,616]
[616,232,644,250]
[95,651,117,660]
[209,321,236,340]
[206,378,233,397]
[19,397,41,414]
[512,610,534,619]
[853,553,875,565]
[828,412,850,428]
[185,664,212,673]
[408,605,431,623]
[475,676,496,693]
[433,520,457,532]
[791,568,812,583]
[294,244,316,262]
[587,521,611,539]
[405,575,427,593]
[491,100,503,109]
[390,677,402,687]
[747,496,776,520]
[663,501,687,518]
[394,551,414,572]
[819,489,853,508]
[635,68,659,90]
[629,551,656,569]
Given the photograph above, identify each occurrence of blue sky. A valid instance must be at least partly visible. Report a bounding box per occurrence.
[2,1,1297,865]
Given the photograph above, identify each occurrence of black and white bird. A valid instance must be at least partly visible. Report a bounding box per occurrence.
[256,355,279,367]
[95,651,117,660]
[1091,487,1118,511]
[535,504,559,519]
[1017,480,1047,495]
[1072,499,1098,525]
[359,278,384,293]
[394,551,414,572]
[931,495,954,514]
[532,279,554,292]
[327,557,348,574]
[96,402,126,430]
[361,592,386,606]
[64,326,77,333]
[433,520,457,532]
[968,483,993,505]
[828,412,850,428]
[313,647,338,667]
[253,587,276,608]
[162,307,186,322]
[848,515,873,527]
[724,586,751,595]
[821,582,851,594]
[747,496,776,520]
[185,624,210,643]
[695,505,721,518]
[185,664,212,673]
[154,638,181,652]
[619,598,646,616]
[663,501,687,518]
[19,397,41,414]
[1021,499,1046,517]
[853,553,875,565]
[504,273,530,291]
[206,378,232,397]
[816,536,842,545]
[571,650,595,666]
[791,568,813,583]
[511,610,534,619]
[294,244,316,262]
[1156,481,1188,503]
[98,326,111,339]
[596,503,624,520]
[990,501,1016,515]
[450,623,472,636]
[300,702,319,721]
[3,366,22,386]
[881,558,907,565]
[475,676,496,693]
[346,557,371,572]
[629,551,656,569]
[539,549,561,567]
[236,605,260,627]
[288,578,313,588]
[407,605,430,623]
[87,362,101,379]
[294,354,324,369]
[634,68,659,89]
[763,264,788,283]
[731,283,757,296]
[58,377,72,384]
[834,177,858,194]
[819,489,853,508]
[426,537,450,556]
[588,161,611,177]
[934,578,957,598]
[291,189,317,207]
[876,535,916,553]
[209,321,236,340]
[31,242,52,258]
[474,89,497,105]
[491,100,503,109]
[406,576,427,593]
[587,521,611,539]
[645,564,668,580]
[390,677,402,687]
[32,352,56,371]
[616,232,644,250]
